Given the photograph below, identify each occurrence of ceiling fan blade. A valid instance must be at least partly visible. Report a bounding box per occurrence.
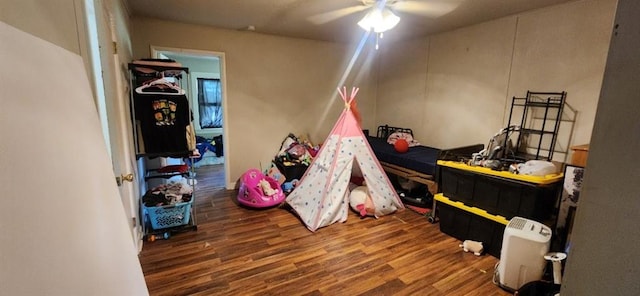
[307,6,369,25]
[393,0,462,18]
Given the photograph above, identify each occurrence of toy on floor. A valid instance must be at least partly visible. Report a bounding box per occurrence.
[282,179,299,194]
[237,168,285,208]
[459,240,484,256]
[258,179,278,196]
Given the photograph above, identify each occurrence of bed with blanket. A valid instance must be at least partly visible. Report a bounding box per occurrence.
[366,125,483,194]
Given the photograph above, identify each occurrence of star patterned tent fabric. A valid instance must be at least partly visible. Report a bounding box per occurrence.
[285,87,404,231]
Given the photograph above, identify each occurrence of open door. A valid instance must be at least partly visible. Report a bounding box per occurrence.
[84,0,142,250]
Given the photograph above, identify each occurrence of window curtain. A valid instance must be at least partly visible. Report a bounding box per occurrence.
[197,78,222,128]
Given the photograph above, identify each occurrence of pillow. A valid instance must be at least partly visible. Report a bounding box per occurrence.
[387,132,420,147]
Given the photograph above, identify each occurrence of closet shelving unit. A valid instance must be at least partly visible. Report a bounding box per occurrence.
[128,61,198,240]
[503,91,567,162]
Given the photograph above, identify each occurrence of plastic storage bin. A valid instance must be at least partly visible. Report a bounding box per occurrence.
[145,199,193,230]
[440,165,476,204]
[436,194,508,258]
[437,161,562,221]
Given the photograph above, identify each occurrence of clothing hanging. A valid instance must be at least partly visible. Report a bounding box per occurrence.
[134,91,191,155]
[129,60,196,157]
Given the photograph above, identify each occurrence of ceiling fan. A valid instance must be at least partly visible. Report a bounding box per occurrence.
[308,0,462,32]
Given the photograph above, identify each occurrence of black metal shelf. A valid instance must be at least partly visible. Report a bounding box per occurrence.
[512,101,564,108]
[127,62,189,74]
[519,128,557,135]
[506,91,566,161]
[128,59,198,241]
[145,170,190,181]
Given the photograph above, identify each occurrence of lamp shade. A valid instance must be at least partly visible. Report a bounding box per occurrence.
[357,7,400,33]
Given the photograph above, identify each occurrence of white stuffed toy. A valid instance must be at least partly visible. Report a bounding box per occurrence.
[349,185,375,217]
[514,160,558,176]
[258,179,278,196]
[459,240,484,256]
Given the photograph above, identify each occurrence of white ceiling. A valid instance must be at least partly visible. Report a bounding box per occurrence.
[126,0,578,43]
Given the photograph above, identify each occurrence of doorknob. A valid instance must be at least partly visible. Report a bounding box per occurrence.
[121,173,134,182]
[116,173,134,186]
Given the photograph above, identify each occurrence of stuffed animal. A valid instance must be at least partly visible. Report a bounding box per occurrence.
[349,185,375,217]
[282,179,299,194]
[459,240,484,256]
[514,160,558,176]
[258,179,278,196]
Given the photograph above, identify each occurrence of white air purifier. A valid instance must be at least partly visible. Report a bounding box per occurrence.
[497,216,552,291]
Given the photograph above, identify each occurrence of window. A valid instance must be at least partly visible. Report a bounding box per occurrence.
[197,78,222,128]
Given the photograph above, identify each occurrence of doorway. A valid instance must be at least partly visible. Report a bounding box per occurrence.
[151,46,229,188]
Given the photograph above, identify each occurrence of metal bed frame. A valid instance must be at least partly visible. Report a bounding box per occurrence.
[372,125,483,196]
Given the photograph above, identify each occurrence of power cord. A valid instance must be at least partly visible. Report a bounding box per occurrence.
[492,261,500,285]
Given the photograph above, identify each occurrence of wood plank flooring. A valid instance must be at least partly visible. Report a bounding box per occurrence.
[139,164,511,296]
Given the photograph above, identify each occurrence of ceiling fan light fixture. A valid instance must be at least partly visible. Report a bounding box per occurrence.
[357,7,400,33]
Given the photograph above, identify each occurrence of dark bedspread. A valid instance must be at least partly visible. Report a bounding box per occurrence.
[367,136,441,176]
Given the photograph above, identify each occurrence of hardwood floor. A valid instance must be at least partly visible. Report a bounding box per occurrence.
[139,164,511,296]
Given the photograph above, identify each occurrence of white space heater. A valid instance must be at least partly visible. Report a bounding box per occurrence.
[497,217,552,291]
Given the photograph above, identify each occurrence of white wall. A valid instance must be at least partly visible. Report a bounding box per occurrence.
[376,0,617,160]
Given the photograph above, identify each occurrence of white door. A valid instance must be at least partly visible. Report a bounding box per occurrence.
[86,0,142,250]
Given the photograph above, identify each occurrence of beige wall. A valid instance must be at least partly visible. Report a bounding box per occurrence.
[131,17,378,184]
[508,0,616,158]
[428,17,517,149]
[375,0,616,161]
[0,0,81,54]
[376,38,430,138]
[0,0,96,89]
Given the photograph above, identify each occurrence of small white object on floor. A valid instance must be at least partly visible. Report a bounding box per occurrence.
[459,240,484,256]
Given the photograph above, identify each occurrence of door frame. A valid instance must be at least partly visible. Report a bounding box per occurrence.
[151,46,231,189]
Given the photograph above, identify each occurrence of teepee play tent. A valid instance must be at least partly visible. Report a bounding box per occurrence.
[286,87,404,231]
